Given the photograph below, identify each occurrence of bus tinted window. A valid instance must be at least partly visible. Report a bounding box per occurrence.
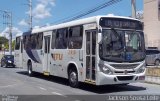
[68,26,83,49]
[31,34,37,49]
[51,30,56,49]
[36,33,43,49]
[146,50,160,55]
[55,28,68,49]
[15,37,20,50]
[25,35,32,50]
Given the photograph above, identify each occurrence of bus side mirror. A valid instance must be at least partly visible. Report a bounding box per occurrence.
[98,33,102,44]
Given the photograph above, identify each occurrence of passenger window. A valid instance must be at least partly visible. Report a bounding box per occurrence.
[15,37,20,50]
[146,50,160,55]
[51,30,56,49]
[36,33,43,49]
[25,35,32,50]
[31,34,37,49]
[68,26,83,49]
[55,28,68,49]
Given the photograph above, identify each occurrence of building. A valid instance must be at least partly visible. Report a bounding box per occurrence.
[144,0,160,49]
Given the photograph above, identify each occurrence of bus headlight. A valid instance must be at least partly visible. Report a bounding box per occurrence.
[8,60,12,63]
[137,64,146,73]
[100,65,112,75]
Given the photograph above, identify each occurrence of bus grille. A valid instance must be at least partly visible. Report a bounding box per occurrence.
[110,64,139,69]
[117,76,134,81]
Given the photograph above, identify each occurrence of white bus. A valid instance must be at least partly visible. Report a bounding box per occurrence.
[15,15,146,87]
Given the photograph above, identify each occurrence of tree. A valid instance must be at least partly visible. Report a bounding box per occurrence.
[3,40,15,50]
[0,37,15,50]
[0,36,8,50]
[0,36,8,44]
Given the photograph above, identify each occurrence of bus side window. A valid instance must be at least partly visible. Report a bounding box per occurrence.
[68,25,83,49]
[15,37,20,50]
[36,32,43,49]
[31,34,36,49]
[55,28,68,49]
[23,36,26,50]
[51,30,56,49]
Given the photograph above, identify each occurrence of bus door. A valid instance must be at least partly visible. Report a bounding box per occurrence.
[43,35,51,75]
[14,36,23,68]
[85,30,96,82]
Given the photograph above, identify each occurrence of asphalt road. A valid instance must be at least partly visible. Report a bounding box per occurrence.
[0,66,160,101]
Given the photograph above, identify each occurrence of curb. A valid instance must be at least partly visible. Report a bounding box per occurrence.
[145,81,160,85]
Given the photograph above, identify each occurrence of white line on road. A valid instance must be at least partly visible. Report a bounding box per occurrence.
[51,92,67,97]
[39,87,47,91]
[0,84,18,88]
[49,87,62,92]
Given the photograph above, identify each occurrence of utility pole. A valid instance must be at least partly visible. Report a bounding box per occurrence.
[131,0,136,18]
[29,0,32,30]
[9,12,12,55]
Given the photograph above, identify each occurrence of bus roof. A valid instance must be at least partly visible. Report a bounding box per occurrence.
[31,15,141,34]
[16,33,23,37]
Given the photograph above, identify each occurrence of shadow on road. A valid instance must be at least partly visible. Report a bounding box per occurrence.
[17,71,146,94]
[79,83,146,94]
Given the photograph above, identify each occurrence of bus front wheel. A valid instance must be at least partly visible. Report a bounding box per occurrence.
[68,69,79,88]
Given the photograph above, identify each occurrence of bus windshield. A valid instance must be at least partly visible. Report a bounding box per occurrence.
[99,29,145,62]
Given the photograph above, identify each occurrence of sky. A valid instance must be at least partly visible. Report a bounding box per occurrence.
[0,0,143,39]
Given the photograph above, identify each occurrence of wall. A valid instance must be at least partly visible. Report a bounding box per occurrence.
[144,0,160,49]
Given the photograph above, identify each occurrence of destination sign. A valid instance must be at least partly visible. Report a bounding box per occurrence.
[99,17,143,30]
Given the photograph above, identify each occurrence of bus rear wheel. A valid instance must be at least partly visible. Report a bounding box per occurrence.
[68,69,79,88]
[28,61,33,76]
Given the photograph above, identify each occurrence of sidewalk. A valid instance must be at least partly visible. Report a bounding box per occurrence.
[145,67,160,85]
[145,76,160,85]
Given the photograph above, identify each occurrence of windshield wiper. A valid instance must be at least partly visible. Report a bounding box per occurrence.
[111,28,120,40]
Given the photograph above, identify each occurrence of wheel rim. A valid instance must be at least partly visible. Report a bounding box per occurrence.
[28,64,32,74]
[70,71,77,84]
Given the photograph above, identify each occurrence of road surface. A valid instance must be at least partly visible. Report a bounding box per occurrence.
[0,66,160,101]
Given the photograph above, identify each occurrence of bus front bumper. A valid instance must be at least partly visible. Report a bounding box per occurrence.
[96,71,145,85]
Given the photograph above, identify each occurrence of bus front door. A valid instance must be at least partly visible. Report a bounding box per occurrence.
[43,35,51,75]
[85,30,96,82]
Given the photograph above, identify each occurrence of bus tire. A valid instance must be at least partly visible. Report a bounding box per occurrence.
[68,68,79,88]
[28,61,33,77]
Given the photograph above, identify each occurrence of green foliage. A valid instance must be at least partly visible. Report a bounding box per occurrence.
[12,40,15,50]
[4,42,9,50]
[0,36,8,44]
[0,36,8,50]
[0,37,15,50]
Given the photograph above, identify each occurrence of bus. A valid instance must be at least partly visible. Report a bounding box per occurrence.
[15,15,146,87]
